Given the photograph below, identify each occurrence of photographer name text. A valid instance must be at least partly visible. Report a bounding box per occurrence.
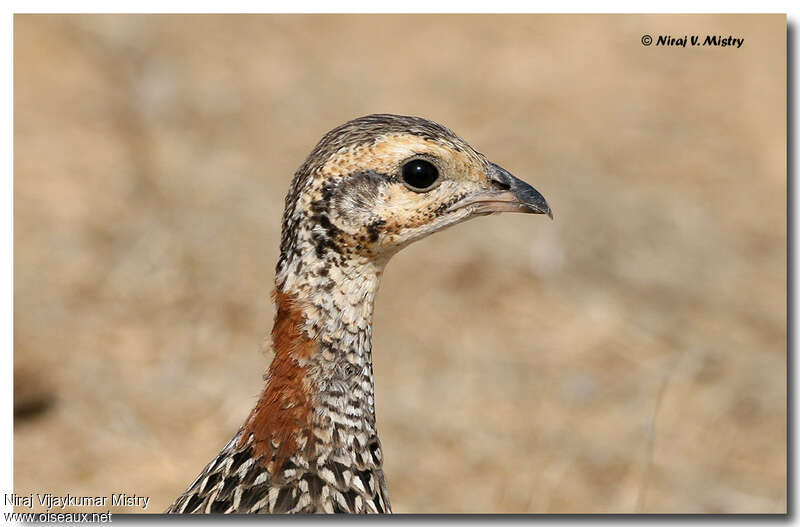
[655,34,744,48]
[5,493,149,510]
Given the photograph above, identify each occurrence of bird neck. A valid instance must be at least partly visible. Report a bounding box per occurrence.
[239,251,387,475]
[277,253,385,346]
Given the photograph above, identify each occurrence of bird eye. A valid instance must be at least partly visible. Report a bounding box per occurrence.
[401,159,440,192]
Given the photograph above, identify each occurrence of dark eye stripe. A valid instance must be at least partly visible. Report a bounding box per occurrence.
[401,160,439,191]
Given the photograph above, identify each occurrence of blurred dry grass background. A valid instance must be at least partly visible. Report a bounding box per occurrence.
[13,14,785,513]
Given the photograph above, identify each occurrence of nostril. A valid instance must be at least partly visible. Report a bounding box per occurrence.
[491,179,511,191]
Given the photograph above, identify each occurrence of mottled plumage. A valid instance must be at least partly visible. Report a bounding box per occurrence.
[167,114,551,514]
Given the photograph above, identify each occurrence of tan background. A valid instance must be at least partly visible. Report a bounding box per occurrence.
[14,14,786,513]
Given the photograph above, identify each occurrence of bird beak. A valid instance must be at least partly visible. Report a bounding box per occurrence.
[447,162,553,219]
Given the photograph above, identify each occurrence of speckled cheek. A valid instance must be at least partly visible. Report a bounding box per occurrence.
[375,180,470,230]
[362,186,424,236]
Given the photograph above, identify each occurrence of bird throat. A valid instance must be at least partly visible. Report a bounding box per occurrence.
[240,252,386,478]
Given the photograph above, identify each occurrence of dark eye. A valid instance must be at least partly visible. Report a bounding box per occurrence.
[401,159,439,191]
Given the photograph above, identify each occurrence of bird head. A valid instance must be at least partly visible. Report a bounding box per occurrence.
[276,114,551,287]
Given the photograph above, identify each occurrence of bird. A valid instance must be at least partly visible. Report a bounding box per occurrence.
[166,114,551,514]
